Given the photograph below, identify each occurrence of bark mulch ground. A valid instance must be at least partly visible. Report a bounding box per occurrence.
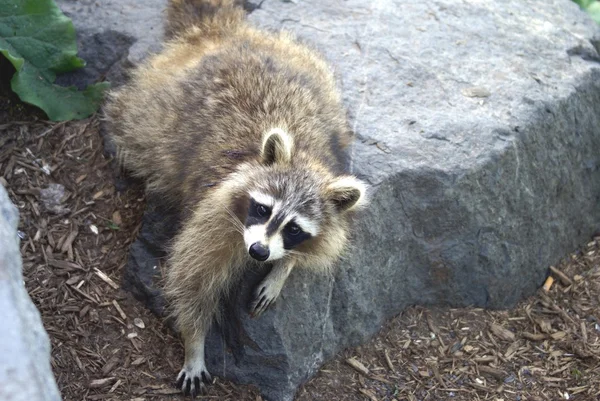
[1,117,599,401]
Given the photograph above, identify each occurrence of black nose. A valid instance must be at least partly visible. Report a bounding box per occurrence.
[249,242,270,261]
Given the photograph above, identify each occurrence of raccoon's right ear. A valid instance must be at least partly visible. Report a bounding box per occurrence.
[261,128,293,165]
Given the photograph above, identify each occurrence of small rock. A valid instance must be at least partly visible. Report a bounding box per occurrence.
[41,163,52,175]
[40,183,69,215]
[133,318,145,329]
[112,211,122,225]
[0,186,62,400]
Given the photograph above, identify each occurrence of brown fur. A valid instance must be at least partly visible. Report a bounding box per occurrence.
[103,0,366,393]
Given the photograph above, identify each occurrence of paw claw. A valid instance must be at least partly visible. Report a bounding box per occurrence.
[201,371,212,383]
[176,365,212,397]
[184,377,191,396]
[176,371,185,389]
[249,279,283,318]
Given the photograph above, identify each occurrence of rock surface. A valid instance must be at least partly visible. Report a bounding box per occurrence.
[57,0,600,400]
[0,185,62,401]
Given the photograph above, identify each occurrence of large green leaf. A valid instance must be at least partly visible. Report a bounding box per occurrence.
[0,0,109,121]
[586,1,600,24]
[573,0,596,9]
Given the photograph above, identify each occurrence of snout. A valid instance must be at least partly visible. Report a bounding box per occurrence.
[249,242,270,262]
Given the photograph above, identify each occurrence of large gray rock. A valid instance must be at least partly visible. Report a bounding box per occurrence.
[0,185,62,401]
[57,0,600,400]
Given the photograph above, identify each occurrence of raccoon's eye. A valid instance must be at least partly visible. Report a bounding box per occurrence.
[285,222,301,236]
[256,204,271,217]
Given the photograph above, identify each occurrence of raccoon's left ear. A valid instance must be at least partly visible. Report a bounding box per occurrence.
[326,176,368,213]
[261,128,293,165]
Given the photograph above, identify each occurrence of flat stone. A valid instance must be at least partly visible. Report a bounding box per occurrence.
[0,186,62,401]
[57,0,600,400]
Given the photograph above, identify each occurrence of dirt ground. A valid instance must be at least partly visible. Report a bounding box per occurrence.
[1,113,599,401]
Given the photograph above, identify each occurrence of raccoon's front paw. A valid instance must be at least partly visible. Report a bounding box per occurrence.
[249,278,283,318]
[176,363,212,398]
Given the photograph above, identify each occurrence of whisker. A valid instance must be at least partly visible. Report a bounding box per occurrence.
[226,215,245,233]
[224,218,244,234]
[287,249,315,258]
[223,206,245,232]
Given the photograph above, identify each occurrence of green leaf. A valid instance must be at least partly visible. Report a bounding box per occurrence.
[106,221,120,231]
[586,2,600,24]
[0,0,108,121]
[573,0,595,9]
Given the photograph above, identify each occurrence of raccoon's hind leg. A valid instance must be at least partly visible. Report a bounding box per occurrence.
[176,325,213,397]
[249,260,295,317]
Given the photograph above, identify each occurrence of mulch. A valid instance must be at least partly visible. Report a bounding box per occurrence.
[1,116,599,401]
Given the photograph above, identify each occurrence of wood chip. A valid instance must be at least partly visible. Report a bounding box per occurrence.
[383,349,395,372]
[89,377,115,388]
[473,356,496,363]
[75,174,87,184]
[60,228,78,254]
[345,357,370,376]
[536,318,553,333]
[151,388,182,395]
[430,362,445,387]
[490,323,515,341]
[112,300,127,320]
[369,374,393,385]
[549,265,573,286]
[48,259,84,271]
[131,357,146,366]
[478,365,506,381]
[552,303,577,326]
[94,268,119,290]
[522,332,547,341]
[504,341,520,359]
[109,379,122,393]
[102,356,121,375]
[79,304,91,318]
[70,285,99,304]
[65,275,81,285]
[358,388,378,401]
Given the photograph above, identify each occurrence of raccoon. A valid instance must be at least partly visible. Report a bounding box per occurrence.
[103,0,369,396]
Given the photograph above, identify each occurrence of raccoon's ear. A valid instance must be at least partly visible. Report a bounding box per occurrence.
[326,176,368,213]
[261,128,293,165]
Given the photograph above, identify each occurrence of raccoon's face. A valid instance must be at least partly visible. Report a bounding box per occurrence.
[243,189,320,262]
[240,128,367,263]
